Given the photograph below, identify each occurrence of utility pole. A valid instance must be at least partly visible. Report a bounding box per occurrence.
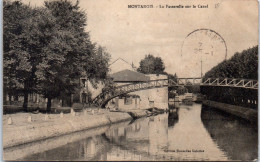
[201,59,203,78]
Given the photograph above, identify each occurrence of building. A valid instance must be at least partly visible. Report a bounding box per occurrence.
[108,58,137,74]
[3,57,168,111]
[107,69,149,110]
[106,58,168,110]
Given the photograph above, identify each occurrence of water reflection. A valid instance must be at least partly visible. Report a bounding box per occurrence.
[16,103,257,161]
[168,108,179,127]
[201,105,258,161]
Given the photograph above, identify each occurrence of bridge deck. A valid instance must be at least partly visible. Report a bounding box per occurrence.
[92,78,258,107]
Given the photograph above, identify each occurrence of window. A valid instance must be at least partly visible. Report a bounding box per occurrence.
[124,97,132,105]
[81,79,87,87]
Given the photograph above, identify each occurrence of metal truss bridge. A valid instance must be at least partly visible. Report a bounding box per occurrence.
[92,78,258,107]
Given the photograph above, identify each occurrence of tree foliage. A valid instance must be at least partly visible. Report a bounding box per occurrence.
[168,73,178,82]
[137,54,165,74]
[3,1,57,110]
[3,0,111,112]
[204,46,258,80]
[202,46,258,108]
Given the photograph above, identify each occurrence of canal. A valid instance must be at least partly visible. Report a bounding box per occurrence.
[4,103,258,161]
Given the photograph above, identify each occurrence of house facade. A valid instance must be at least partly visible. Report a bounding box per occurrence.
[106,58,168,110]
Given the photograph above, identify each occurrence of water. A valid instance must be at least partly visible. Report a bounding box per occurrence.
[4,103,258,161]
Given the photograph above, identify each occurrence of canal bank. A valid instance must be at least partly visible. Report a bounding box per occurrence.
[202,100,257,123]
[4,120,132,160]
[4,103,258,161]
[3,109,150,149]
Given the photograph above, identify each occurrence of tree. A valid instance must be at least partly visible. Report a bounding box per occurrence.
[204,46,258,80]
[87,45,111,87]
[4,0,111,112]
[3,1,56,111]
[4,0,31,109]
[137,54,165,74]
[177,86,188,95]
[38,0,111,111]
[34,0,90,112]
[202,46,258,107]
[168,73,178,82]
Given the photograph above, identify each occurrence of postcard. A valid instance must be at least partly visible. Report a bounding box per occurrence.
[3,0,258,161]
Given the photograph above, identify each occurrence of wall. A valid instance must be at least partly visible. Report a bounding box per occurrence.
[118,97,141,110]
[75,77,105,104]
[107,97,140,110]
[146,74,168,110]
[86,80,105,100]
[107,74,168,110]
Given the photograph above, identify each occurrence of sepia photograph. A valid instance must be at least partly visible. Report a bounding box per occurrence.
[2,0,258,161]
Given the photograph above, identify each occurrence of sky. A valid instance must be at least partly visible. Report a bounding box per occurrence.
[22,0,258,77]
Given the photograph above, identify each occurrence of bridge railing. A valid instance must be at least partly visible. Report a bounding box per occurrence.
[203,78,258,89]
[92,77,258,107]
[92,79,170,106]
[173,78,202,86]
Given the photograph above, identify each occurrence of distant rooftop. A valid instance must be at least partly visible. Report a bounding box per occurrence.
[109,58,136,67]
[108,58,137,74]
[110,69,150,82]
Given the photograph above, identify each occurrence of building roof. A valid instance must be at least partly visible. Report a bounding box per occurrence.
[108,58,137,74]
[110,69,150,82]
[109,58,136,68]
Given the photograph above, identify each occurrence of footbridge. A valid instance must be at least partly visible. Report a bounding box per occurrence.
[92,78,258,107]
